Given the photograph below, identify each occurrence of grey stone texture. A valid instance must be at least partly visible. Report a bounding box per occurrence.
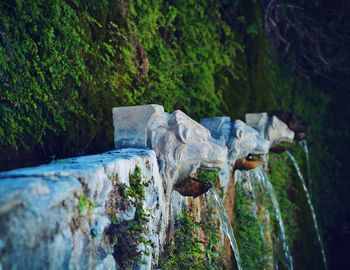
[113,104,164,148]
[201,117,270,191]
[0,105,297,270]
[113,105,228,241]
[245,112,295,148]
[0,149,166,270]
[113,105,228,200]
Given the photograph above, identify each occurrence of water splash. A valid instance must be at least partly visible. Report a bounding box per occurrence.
[286,151,328,270]
[208,189,242,270]
[236,170,275,268]
[256,168,294,270]
[299,140,312,193]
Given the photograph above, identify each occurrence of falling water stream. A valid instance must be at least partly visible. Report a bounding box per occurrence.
[208,189,242,270]
[256,168,294,270]
[286,151,328,270]
[236,170,267,244]
[299,140,312,193]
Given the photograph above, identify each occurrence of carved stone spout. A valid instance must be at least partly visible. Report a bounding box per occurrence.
[245,112,295,148]
[200,117,270,170]
[113,105,227,199]
[271,110,309,141]
[200,117,269,191]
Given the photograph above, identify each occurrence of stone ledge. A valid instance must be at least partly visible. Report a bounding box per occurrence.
[0,149,165,270]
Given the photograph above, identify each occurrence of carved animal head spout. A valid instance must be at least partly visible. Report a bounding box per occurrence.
[245,113,295,148]
[200,117,270,170]
[113,105,227,199]
[271,110,309,141]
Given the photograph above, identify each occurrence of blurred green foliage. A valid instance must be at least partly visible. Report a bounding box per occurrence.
[0,0,328,170]
[0,0,242,167]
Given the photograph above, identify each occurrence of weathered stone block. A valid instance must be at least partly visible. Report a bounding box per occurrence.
[0,149,166,270]
[113,104,164,148]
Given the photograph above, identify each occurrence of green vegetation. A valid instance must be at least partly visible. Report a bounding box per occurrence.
[202,212,222,268]
[127,166,148,200]
[268,149,299,269]
[160,211,206,270]
[268,142,326,269]
[268,150,299,247]
[0,0,318,169]
[107,166,151,269]
[233,143,311,269]
[78,194,94,215]
[234,181,272,270]
[196,170,219,185]
[160,209,223,270]
[0,0,241,168]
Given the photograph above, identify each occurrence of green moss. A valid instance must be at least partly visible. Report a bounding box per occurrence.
[107,166,151,269]
[196,170,219,185]
[160,211,205,270]
[234,182,272,270]
[0,0,318,171]
[127,166,148,202]
[160,209,223,270]
[0,0,245,169]
[78,194,94,215]
[268,144,307,268]
[202,208,223,270]
[268,149,300,246]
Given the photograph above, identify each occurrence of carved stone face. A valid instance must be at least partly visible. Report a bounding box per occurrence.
[272,110,309,141]
[245,113,295,148]
[200,118,269,169]
[149,110,227,198]
[229,120,270,160]
[266,116,295,146]
[113,105,227,199]
[175,112,226,172]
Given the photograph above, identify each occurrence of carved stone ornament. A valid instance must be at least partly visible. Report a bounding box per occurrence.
[271,110,309,141]
[245,112,295,148]
[200,117,270,170]
[113,105,227,199]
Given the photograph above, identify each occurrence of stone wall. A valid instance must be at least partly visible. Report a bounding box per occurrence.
[0,105,297,270]
[0,149,166,270]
